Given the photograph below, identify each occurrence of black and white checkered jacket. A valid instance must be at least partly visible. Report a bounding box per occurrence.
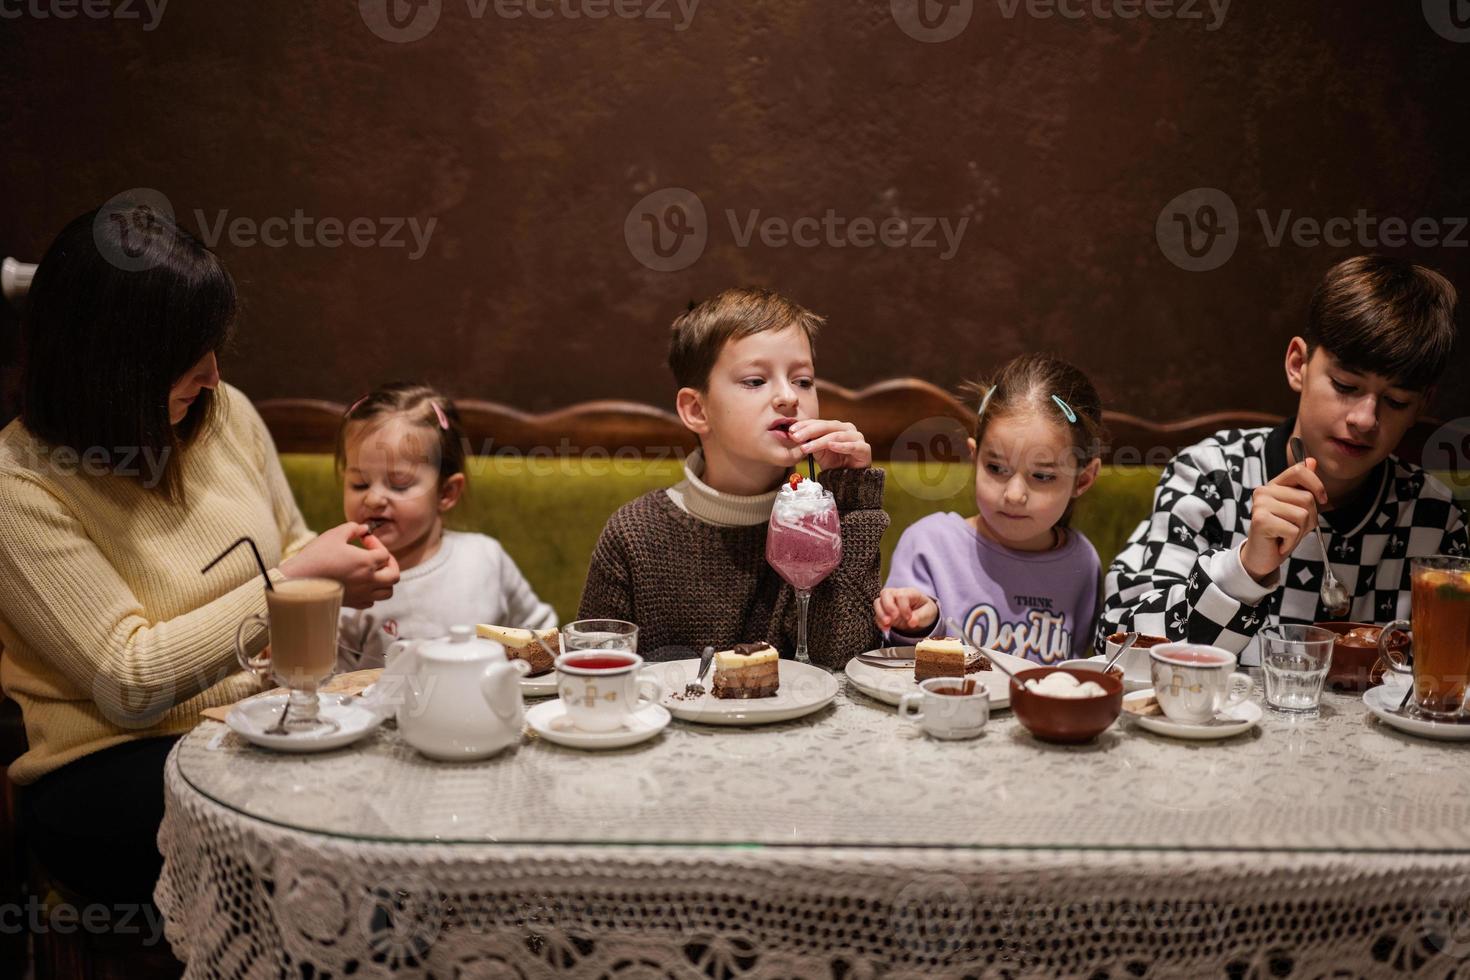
[1098,420,1468,665]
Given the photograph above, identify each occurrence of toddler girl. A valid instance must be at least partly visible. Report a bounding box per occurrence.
[335,381,556,668]
[875,353,1104,663]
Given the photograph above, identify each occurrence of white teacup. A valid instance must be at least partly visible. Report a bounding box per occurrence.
[1149,643,1253,725]
[555,651,663,733]
[1100,633,1161,688]
[898,677,990,740]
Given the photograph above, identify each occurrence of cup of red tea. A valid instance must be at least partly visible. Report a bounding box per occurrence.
[1149,644,1253,725]
[555,651,664,732]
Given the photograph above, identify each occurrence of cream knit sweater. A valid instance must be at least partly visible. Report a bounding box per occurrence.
[0,383,315,783]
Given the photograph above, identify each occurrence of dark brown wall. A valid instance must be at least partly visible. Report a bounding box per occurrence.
[2,2,1467,432]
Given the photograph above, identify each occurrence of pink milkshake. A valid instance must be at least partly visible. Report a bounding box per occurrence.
[766,506,842,589]
[766,476,842,663]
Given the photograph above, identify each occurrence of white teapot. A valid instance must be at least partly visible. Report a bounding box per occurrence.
[386,625,529,760]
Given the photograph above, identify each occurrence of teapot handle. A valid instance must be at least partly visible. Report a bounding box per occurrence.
[481,659,528,724]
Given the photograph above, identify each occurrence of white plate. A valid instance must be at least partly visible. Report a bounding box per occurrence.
[1122,689,1262,740]
[226,693,384,753]
[1363,683,1470,741]
[648,658,839,726]
[525,698,671,749]
[520,672,558,698]
[844,647,1033,709]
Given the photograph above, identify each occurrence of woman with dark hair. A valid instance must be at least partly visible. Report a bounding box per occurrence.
[0,201,400,905]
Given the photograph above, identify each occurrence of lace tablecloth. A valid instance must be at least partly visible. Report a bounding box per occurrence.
[156,677,1470,978]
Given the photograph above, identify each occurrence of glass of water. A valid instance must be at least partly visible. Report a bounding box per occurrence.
[1259,624,1337,712]
[561,619,639,655]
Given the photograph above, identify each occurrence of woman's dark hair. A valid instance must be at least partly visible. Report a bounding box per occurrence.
[21,200,237,503]
[335,381,469,484]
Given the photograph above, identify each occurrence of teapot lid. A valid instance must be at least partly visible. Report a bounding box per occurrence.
[417,625,504,662]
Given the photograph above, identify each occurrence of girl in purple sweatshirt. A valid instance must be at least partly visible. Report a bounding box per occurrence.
[875,354,1105,663]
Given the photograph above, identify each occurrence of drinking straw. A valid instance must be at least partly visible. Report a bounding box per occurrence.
[201,536,275,591]
[806,454,816,482]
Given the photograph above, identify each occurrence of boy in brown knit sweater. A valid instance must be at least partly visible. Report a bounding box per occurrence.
[578,288,889,668]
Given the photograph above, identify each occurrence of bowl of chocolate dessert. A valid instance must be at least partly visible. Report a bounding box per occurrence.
[1312,621,1402,691]
[1009,666,1124,744]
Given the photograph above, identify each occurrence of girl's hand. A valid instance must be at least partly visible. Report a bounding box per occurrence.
[279,522,400,609]
[873,587,938,633]
[787,419,872,471]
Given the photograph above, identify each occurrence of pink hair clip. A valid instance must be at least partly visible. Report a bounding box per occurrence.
[432,401,449,430]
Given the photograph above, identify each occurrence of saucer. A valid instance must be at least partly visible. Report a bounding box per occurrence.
[1123,689,1262,740]
[226,693,384,753]
[524,699,671,749]
[1363,683,1470,741]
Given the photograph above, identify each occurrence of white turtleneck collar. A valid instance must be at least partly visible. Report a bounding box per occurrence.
[665,448,779,527]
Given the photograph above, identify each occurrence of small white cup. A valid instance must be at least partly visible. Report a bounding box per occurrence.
[898,677,990,740]
[1101,635,1156,688]
[555,651,663,733]
[1149,643,1253,725]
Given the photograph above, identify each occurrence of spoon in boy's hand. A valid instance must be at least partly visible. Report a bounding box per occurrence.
[1290,437,1352,617]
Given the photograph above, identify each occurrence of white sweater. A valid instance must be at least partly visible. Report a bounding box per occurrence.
[337,530,557,669]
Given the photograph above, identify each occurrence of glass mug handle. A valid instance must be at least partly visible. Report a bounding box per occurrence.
[1377,620,1412,678]
[234,613,271,682]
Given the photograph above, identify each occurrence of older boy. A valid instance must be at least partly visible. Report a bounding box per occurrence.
[1100,255,1465,663]
[579,288,888,667]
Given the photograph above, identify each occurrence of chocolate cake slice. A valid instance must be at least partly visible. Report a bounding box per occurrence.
[914,636,991,681]
[711,642,780,699]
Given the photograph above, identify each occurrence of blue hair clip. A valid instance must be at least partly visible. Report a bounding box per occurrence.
[1051,394,1077,423]
[977,386,996,419]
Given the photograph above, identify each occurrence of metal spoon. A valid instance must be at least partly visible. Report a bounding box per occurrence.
[1103,632,1138,673]
[945,617,1019,682]
[264,699,291,735]
[1290,437,1351,617]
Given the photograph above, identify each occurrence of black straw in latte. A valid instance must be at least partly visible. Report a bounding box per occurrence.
[201,536,275,591]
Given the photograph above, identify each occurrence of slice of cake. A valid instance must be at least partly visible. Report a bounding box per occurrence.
[476,624,560,676]
[914,636,991,681]
[711,642,780,699]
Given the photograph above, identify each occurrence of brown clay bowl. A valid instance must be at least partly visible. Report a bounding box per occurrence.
[1009,666,1124,744]
[1313,621,1403,691]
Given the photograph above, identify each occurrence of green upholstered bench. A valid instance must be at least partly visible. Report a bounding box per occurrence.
[280,454,1166,622]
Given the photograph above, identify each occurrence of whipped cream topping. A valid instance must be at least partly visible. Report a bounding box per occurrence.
[772,478,831,519]
[1024,672,1107,699]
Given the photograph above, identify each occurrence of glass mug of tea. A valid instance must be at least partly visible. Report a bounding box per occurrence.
[1379,555,1470,719]
[234,577,343,732]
